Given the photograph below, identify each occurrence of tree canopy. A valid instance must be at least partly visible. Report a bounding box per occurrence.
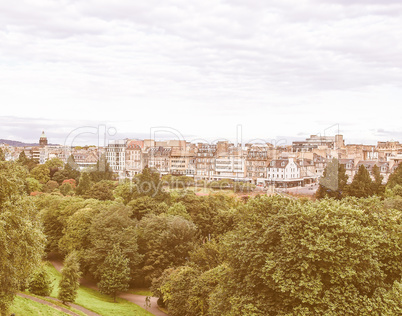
[316,158,348,199]
[0,162,45,315]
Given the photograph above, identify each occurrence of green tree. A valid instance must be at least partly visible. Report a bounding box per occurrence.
[52,170,69,184]
[90,154,114,182]
[372,164,385,196]
[137,214,197,285]
[26,177,43,193]
[207,196,401,315]
[167,202,191,221]
[98,245,131,302]
[58,252,82,305]
[18,151,27,164]
[127,196,168,221]
[58,207,98,256]
[64,155,81,181]
[60,182,74,196]
[84,205,142,282]
[84,180,115,200]
[45,158,64,178]
[348,164,374,198]
[159,266,198,316]
[135,167,168,201]
[76,172,91,196]
[316,158,348,199]
[30,164,51,184]
[45,157,64,169]
[28,265,52,296]
[0,161,46,315]
[387,163,402,189]
[0,148,5,161]
[38,195,87,254]
[43,180,60,193]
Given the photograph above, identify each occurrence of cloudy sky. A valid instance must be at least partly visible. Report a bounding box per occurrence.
[1,0,401,146]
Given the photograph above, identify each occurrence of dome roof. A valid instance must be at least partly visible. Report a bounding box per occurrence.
[40,131,47,138]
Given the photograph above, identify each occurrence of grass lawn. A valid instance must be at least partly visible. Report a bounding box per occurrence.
[9,296,68,316]
[128,288,153,296]
[46,262,154,316]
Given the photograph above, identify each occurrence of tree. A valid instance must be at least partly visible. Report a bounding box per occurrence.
[137,214,197,285]
[64,156,81,182]
[127,196,168,221]
[159,266,199,316]
[167,202,191,221]
[45,158,64,178]
[17,151,27,164]
[316,158,348,199]
[0,148,5,161]
[135,167,168,201]
[43,180,59,193]
[28,265,52,296]
[83,205,142,282]
[58,207,98,255]
[90,154,114,182]
[60,179,76,196]
[84,180,115,200]
[387,163,402,189]
[206,196,401,315]
[30,164,50,184]
[348,164,373,198]
[26,177,43,193]
[52,170,69,184]
[0,161,46,315]
[76,172,91,196]
[372,164,385,196]
[58,252,82,305]
[38,195,88,254]
[60,182,74,196]
[98,245,131,302]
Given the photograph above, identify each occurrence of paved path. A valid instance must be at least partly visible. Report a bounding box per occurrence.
[17,293,80,316]
[50,260,168,316]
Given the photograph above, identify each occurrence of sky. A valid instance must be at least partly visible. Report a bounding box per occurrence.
[0,0,402,146]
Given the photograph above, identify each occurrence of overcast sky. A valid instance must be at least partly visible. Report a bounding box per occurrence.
[1,0,401,146]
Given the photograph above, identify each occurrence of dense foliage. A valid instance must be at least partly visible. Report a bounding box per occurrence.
[155,196,401,315]
[28,265,52,296]
[58,252,82,304]
[3,158,402,314]
[0,161,45,315]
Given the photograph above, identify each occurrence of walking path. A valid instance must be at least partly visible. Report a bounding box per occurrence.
[50,260,167,316]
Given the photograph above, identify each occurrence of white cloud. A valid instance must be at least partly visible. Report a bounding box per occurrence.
[0,0,401,144]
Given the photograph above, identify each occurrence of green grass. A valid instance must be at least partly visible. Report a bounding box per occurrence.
[128,288,153,296]
[9,296,68,316]
[46,262,154,316]
[23,292,86,316]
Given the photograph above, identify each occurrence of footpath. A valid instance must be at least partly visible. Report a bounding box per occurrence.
[50,260,168,316]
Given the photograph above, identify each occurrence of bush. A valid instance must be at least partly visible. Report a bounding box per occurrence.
[28,266,52,296]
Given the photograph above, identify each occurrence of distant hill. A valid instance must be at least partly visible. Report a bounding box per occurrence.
[0,139,59,147]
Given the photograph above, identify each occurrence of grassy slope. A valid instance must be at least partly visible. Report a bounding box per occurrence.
[46,262,154,316]
[10,296,68,316]
[128,289,153,296]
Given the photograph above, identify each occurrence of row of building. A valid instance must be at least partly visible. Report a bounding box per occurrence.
[1,133,402,188]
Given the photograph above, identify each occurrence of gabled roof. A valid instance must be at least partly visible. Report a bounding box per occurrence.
[268,159,299,169]
[356,161,389,171]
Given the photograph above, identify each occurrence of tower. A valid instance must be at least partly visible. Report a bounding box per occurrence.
[39,131,48,146]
